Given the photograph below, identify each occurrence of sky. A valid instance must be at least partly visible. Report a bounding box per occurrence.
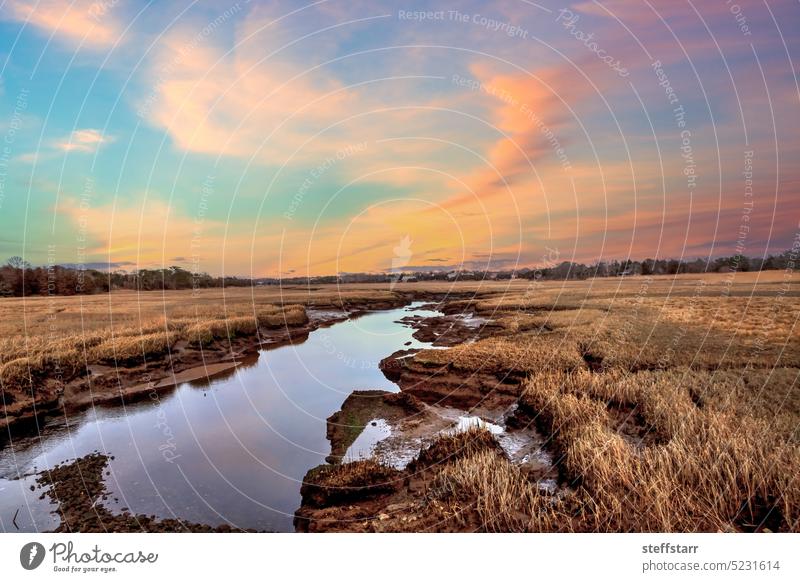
[0,0,798,277]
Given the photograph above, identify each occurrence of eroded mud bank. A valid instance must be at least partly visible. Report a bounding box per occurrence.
[294,306,567,532]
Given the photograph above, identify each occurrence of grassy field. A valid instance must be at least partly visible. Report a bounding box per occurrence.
[404,272,799,531]
[298,271,800,532]
[2,271,799,531]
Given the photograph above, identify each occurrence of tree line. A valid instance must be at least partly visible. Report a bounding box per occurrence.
[0,258,250,297]
[0,248,795,296]
[516,250,797,281]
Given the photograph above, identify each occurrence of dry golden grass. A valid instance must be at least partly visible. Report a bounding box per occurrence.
[89,330,182,365]
[431,448,561,532]
[397,271,798,531]
[301,459,402,507]
[419,368,799,532]
[519,369,800,531]
[414,332,586,376]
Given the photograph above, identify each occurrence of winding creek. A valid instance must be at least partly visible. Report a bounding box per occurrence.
[0,302,554,532]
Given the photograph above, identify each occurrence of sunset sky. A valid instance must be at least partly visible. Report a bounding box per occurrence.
[0,0,798,277]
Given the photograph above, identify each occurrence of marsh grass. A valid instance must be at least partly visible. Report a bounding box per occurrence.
[423,368,799,532]
[398,272,799,531]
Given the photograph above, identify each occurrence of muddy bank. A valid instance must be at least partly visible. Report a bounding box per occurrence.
[32,453,252,532]
[295,426,561,532]
[396,312,500,347]
[295,430,495,533]
[296,360,563,532]
[379,347,525,410]
[325,390,426,464]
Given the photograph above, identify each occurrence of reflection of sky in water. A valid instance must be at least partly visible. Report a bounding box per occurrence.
[343,419,392,463]
[0,304,437,532]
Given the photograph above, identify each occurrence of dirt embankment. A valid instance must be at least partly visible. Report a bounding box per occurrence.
[379,348,524,410]
[0,310,321,440]
[396,312,500,347]
[295,429,528,532]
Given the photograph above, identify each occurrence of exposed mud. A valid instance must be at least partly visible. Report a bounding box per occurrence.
[379,348,524,410]
[297,364,563,531]
[396,312,499,347]
[295,426,560,532]
[604,401,665,449]
[33,453,253,532]
[325,390,427,464]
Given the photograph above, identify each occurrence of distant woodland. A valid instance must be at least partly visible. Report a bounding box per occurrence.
[0,249,796,297]
[0,258,250,297]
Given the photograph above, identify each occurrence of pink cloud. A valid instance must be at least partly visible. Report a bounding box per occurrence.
[55,128,112,153]
[2,0,123,48]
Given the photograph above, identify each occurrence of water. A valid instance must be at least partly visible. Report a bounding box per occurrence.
[0,303,439,532]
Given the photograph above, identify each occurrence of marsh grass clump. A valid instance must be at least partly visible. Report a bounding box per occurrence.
[408,426,502,471]
[300,460,402,507]
[413,332,585,377]
[0,348,85,393]
[430,449,564,532]
[257,304,309,328]
[0,356,41,393]
[184,316,258,347]
[89,330,181,366]
[184,306,308,346]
